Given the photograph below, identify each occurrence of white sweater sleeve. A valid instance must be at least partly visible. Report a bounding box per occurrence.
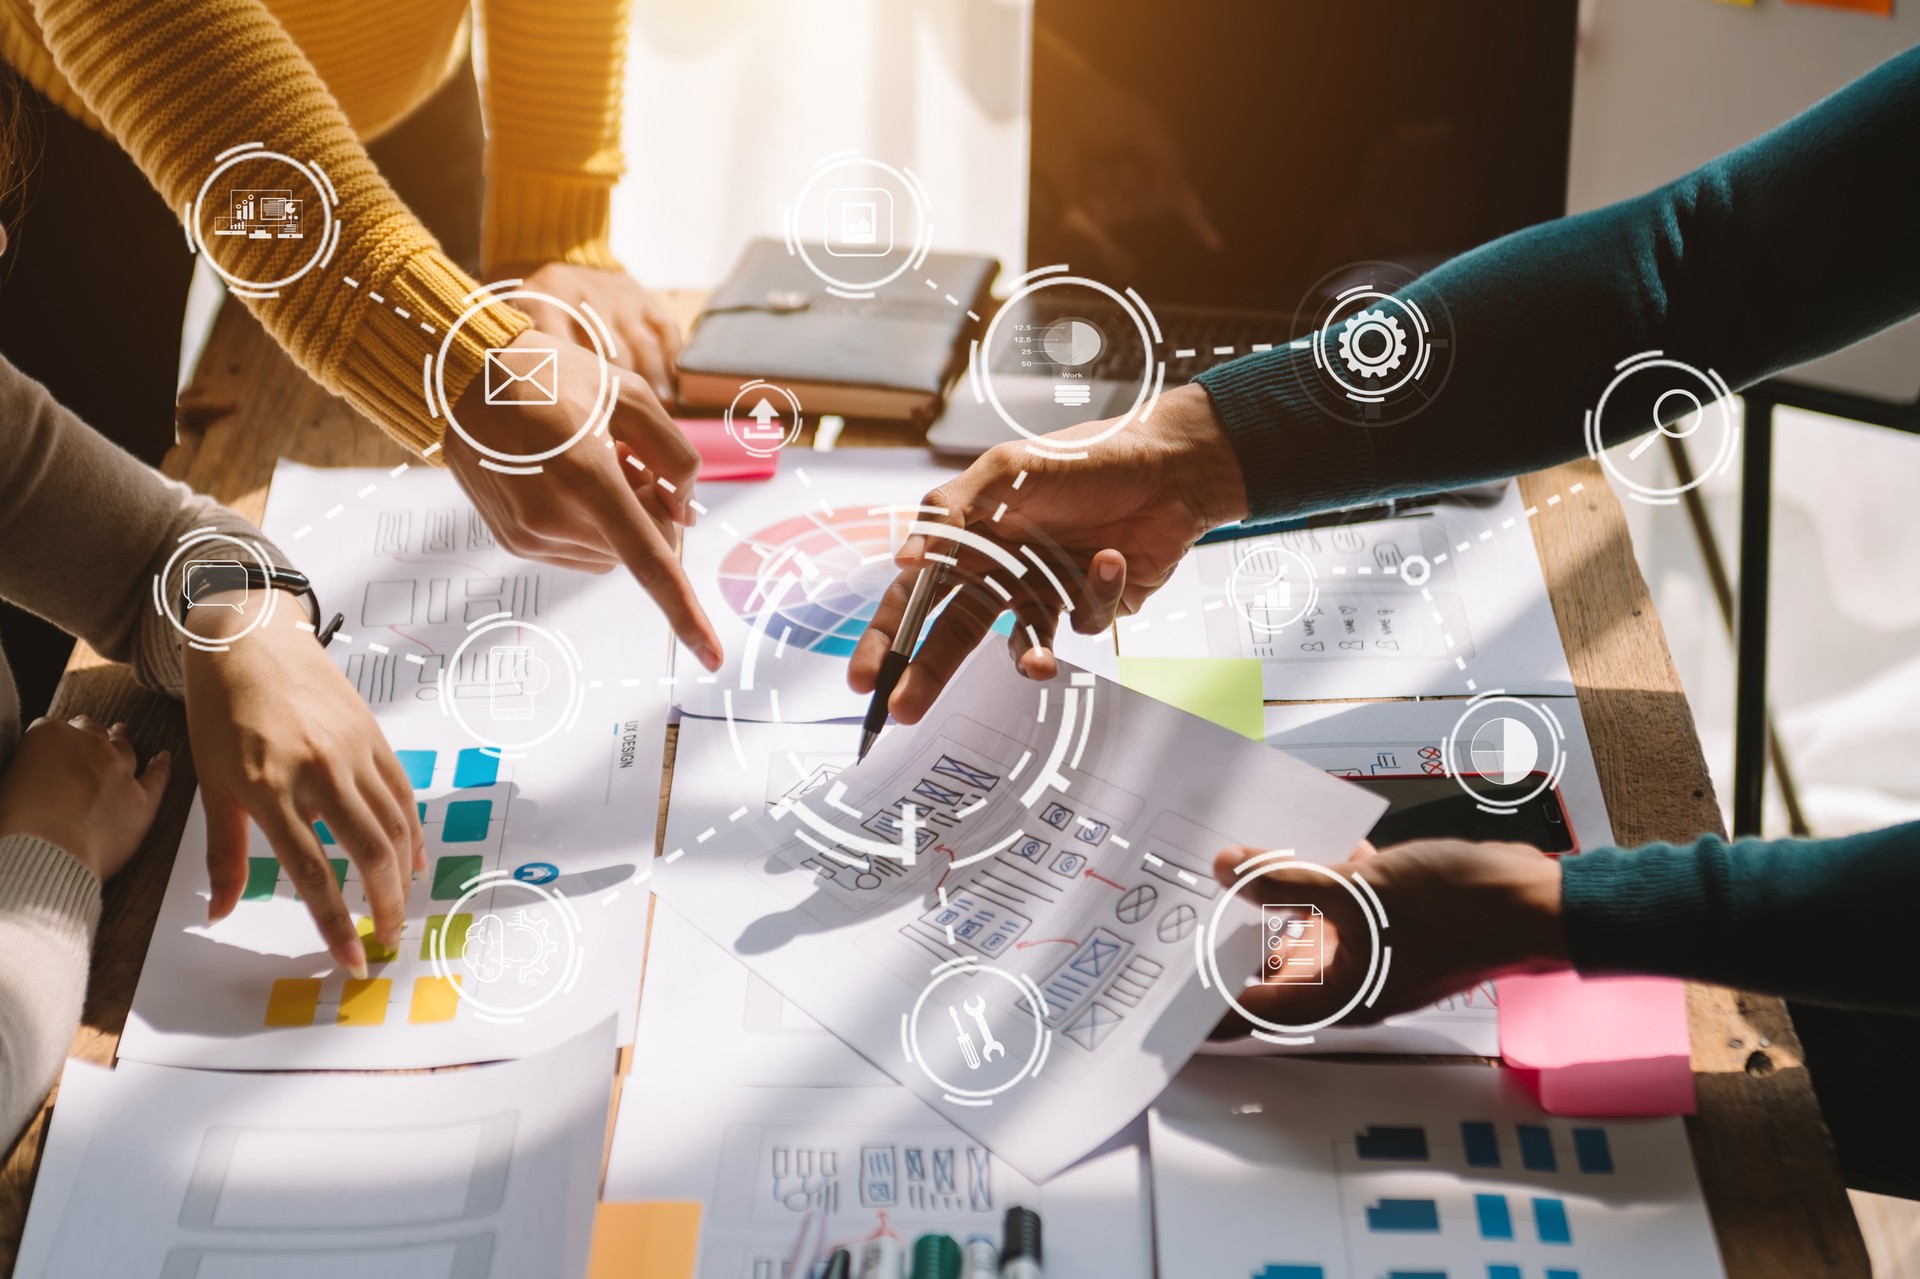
[0,835,100,1148]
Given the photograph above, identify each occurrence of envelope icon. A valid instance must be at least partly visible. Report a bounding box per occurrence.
[484,346,559,405]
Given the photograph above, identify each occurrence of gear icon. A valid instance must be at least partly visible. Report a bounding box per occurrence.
[1337,309,1407,378]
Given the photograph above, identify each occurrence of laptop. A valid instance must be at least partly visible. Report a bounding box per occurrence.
[927,0,1579,457]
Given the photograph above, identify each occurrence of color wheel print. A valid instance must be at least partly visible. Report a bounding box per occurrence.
[718,508,919,658]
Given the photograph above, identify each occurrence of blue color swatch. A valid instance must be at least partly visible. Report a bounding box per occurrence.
[1252,1268,1324,1279]
[395,749,436,789]
[442,799,492,843]
[1547,1270,1582,1279]
[1488,1267,1523,1279]
[1385,1273,1447,1279]
[1475,1192,1514,1240]
[1518,1124,1558,1172]
[1366,1199,1440,1233]
[1534,1195,1573,1245]
[313,819,334,845]
[1462,1120,1501,1167]
[1355,1126,1429,1160]
[1574,1126,1615,1174]
[453,747,499,789]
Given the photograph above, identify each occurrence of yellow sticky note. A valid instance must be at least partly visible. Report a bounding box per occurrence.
[420,912,473,961]
[1117,656,1265,740]
[355,916,399,964]
[408,975,462,1024]
[337,977,392,1026]
[264,978,321,1027]
[589,1202,702,1279]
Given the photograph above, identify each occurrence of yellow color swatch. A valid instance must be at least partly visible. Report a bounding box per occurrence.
[1116,656,1266,740]
[356,915,399,964]
[337,977,392,1026]
[589,1202,703,1279]
[420,912,474,961]
[409,975,462,1024]
[264,978,322,1027]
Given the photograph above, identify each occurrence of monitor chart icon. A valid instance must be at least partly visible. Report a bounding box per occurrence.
[215,189,304,239]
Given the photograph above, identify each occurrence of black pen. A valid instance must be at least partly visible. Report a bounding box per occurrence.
[857,562,950,761]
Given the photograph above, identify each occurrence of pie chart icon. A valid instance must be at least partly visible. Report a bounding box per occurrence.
[1469,717,1539,785]
[1041,318,1104,368]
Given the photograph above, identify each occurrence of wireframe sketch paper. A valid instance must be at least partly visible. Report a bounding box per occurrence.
[1149,1056,1724,1279]
[21,1021,615,1279]
[1115,483,1574,699]
[120,463,666,1070]
[604,1074,1152,1279]
[1197,696,1610,1057]
[675,450,1116,723]
[655,648,1387,1180]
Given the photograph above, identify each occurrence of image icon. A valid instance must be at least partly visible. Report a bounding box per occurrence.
[825,187,893,256]
[483,347,560,406]
[485,645,551,722]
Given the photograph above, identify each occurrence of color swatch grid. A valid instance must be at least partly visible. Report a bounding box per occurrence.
[249,745,517,1029]
[1262,1120,1617,1279]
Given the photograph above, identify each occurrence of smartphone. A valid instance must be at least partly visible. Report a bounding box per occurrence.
[1350,772,1575,854]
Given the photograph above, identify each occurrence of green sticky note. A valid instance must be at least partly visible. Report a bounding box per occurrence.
[1116,656,1265,740]
[241,857,278,901]
[432,855,484,901]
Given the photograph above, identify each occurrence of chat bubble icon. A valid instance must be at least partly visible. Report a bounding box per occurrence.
[184,561,249,613]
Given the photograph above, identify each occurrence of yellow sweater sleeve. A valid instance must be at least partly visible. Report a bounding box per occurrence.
[478,0,630,272]
[29,0,530,457]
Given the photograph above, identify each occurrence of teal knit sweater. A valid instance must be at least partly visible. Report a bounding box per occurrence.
[1197,47,1920,1011]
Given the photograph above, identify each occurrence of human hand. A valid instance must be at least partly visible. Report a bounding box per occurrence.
[846,382,1247,723]
[1210,838,1569,1031]
[488,262,684,402]
[0,716,171,882]
[184,604,424,978]
[446,327,723,669]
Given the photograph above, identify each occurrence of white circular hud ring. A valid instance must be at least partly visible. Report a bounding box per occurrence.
[187,145,339,298]
[1198,851,1386,1042]
[1440,693,1567,815]
[902,958,1051,1104]
[430,284,617,473]
[979,272,1160,455]
[1584,351,1738,506]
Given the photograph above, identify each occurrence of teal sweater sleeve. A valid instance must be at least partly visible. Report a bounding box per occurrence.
[1560,822,1920,1013]
[1198,45,1920,523]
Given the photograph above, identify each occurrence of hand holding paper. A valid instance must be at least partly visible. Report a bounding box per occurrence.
[1212,837,1570,1030]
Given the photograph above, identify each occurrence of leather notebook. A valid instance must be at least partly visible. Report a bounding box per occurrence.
[676,238,999,422]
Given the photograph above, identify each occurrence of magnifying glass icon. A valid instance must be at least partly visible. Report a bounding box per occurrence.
[1627,388,1705,460]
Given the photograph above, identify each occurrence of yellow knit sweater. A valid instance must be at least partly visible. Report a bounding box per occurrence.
[0,0,632,455]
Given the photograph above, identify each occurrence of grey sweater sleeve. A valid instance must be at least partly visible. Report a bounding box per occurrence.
[0,836,100,1147]
[0,352,287,701]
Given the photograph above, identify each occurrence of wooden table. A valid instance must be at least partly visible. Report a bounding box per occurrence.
[0,293,1872,1277]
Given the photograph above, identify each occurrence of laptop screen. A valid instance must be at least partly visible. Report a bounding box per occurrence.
[1027,0,1578,316]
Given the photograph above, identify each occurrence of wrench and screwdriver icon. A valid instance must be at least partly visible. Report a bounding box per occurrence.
[946,996,1005,1070]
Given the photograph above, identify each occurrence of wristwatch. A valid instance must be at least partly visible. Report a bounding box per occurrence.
[180,563,345,647]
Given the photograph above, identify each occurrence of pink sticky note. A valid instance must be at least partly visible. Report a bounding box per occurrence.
[1498,971,1695,1117]
[675,418,779,482]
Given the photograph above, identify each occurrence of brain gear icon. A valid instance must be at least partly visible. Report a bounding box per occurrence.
[1337,309,1407,378]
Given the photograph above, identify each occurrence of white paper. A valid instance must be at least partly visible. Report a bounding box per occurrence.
[655,648,1386,1180]
[11,1061,113,1279]
[120,463,666,1070]
[605,1074,1152,1279]
[1116,484,1574,699]
[21,1022,615,1279]
[1195,696,1611,1057]
[675,450,1116,723]
[1150,1056,1724,1279]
